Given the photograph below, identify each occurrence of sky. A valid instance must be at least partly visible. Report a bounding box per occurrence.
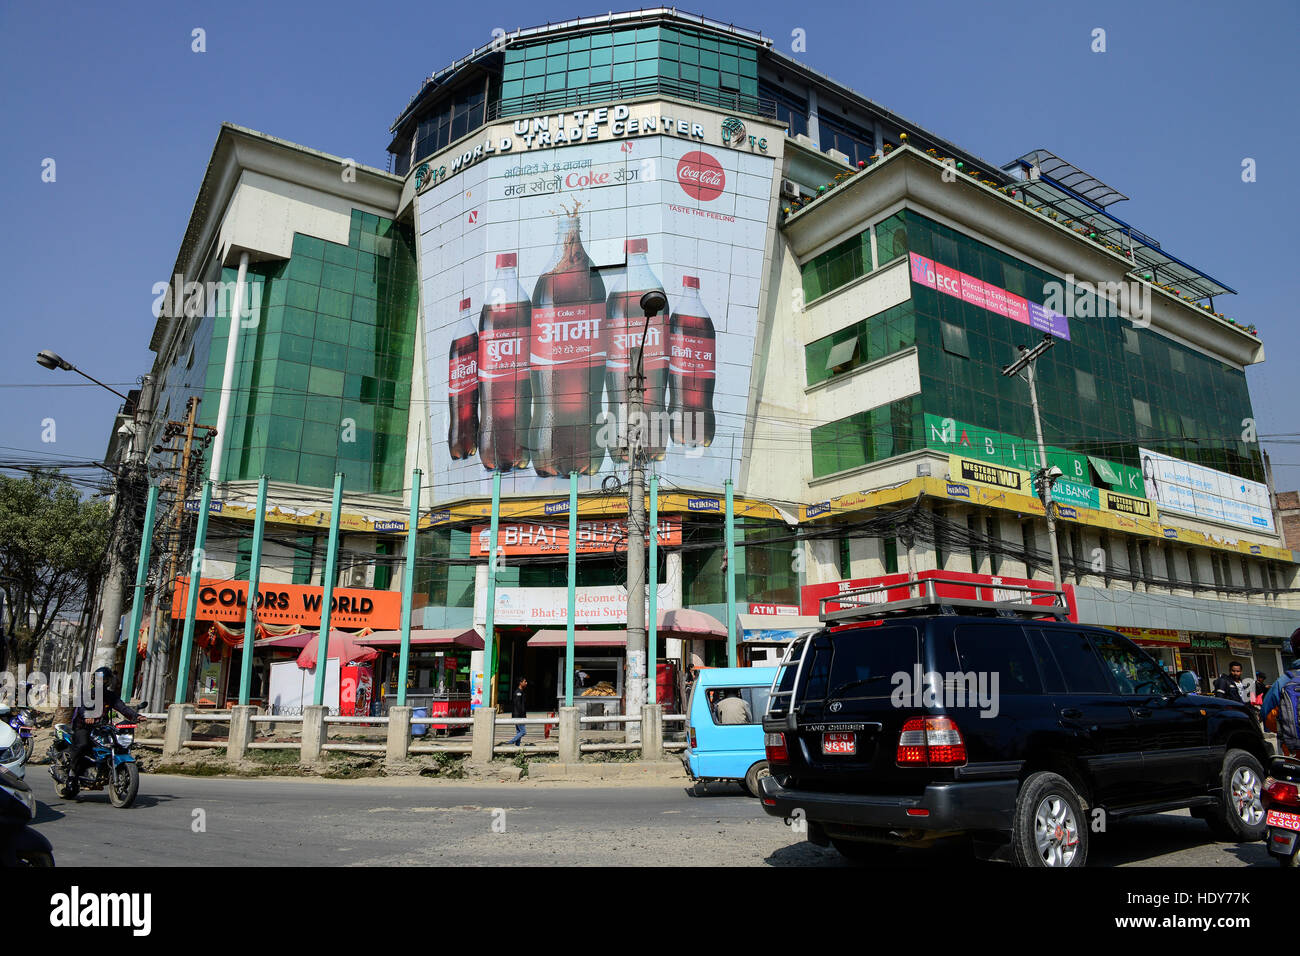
[2,0,1297,491]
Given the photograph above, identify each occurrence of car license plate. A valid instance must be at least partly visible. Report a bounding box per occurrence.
[822,732,855,755]
[1267,809,1300,832]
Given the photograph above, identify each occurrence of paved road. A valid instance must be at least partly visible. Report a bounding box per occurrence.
[25,771,1274,867]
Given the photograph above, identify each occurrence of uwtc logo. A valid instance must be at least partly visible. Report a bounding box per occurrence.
[677,151,725,201]
[721,116,746,147]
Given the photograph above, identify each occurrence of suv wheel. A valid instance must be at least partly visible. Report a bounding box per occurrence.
[1012,772,1089,868]
[830,839,897,864]
[1205,749,1266,842]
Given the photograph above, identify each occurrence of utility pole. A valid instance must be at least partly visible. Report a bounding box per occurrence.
[92,374,154,672]
[1002,334,1063,590]
[625,287,668,744]
[143,397,215,705]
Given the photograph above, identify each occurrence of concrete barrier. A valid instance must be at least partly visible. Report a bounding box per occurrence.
[227,705,259,762]
[386,706,411,763]
[300,705,327,764]
[163,704,195,757]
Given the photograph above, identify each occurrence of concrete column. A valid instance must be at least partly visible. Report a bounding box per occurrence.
[471,706,497,763]
[301,704,327,764]
[163,703,194,757]
[386,706,411,763]
[640,703,663,761]
[227,704,257,763]
[558,706,580,763]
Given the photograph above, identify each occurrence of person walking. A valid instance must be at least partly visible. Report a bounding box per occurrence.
[507,678,529,747]
[1212,661,1253,704]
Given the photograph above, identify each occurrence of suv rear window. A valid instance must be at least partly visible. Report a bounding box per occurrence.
[821,626,919,701]
[953,624,1043,695]
[1041,629,1112,694]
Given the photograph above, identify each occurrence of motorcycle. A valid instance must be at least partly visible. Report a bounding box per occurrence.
[1262,754,1300,867]
[48,707,145,809]
[0,763,54,866]
[0,703,36,764]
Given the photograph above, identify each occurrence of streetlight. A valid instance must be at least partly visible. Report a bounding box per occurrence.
[1002,333,1063,590]
[624,287,668,742]
[35,350,131,401]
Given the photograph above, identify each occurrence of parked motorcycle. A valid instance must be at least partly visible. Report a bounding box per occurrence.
[48,707,145,808]
[1262,754,1300,867]
[0,763,54,866]
[0,703,36,764]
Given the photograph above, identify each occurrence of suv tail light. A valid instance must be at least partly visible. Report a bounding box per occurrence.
[896,717,967,767]
[688,726,697,750]
[1265,777,1300,805]
[765,732,789,764]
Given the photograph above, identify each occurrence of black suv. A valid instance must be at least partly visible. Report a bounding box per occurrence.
[758,583,1269,867]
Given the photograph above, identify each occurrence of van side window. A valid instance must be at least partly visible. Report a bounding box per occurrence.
[745,685,771,719]
[953,624,1043,695]
[1041,629,1112,694]
[709,688,755,725]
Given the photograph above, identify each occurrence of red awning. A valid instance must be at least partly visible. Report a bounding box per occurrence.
[357,628,484,650]
[528,630,628,648]
[657,608,727,638]
[253,633,314,650]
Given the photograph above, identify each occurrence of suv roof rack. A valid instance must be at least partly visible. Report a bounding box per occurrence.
[819,576,1070,624]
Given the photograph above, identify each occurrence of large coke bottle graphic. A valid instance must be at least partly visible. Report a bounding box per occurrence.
[668,275,717,447]
[605,238,669,461]
[530,203,607,476]
[478,253,532,471]
[447,296,479,460]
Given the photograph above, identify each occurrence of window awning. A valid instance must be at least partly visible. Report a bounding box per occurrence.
[528,630,628,648]
[826,338,859,370]
[1087,455,1121,486]
[357,628,484,650]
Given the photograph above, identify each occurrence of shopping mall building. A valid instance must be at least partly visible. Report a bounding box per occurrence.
[125,8,1300,712]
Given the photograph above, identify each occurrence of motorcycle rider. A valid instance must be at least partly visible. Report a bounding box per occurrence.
[60,667,142,784]
[1261,629,1300,758]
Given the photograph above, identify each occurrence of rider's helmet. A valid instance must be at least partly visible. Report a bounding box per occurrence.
[93,666,119,698]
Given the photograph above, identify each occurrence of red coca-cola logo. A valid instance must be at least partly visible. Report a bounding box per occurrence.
[677,151,725,201]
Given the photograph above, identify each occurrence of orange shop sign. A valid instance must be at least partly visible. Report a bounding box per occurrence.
[1115,626,1190,647]
[469,516,682,556]
[171,577,402,629]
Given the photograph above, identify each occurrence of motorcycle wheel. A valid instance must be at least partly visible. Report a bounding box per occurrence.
[51,757,79,800]
[108,762,139,809]
[21,736,34,764]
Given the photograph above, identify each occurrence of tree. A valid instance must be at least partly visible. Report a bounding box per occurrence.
[0,471,111,670]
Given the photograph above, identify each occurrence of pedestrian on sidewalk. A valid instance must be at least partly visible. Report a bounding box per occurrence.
[507,678,529,747]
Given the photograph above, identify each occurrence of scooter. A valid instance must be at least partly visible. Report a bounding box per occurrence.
[0,703,36,764]
[0,763,54,866]
[48,709,144,808]
[1262,754,1300,867]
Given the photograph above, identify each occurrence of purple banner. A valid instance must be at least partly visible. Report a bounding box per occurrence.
[908,252,1071,341]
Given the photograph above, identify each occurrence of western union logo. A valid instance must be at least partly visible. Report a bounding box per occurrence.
[957,458,1025,492]
[1103,491,1152,518]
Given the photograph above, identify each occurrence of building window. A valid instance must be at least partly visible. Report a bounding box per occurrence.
[967,513,981,573]
[883,537,899,574]
[809,395,922,477]
[818,111,875,166]
[874,212,909,266]
[838,538,852,578]
[234,540,254,580]
[759,78,808,138]
[1186,549,1199,588]
[940,321,970,358]
[800,230,871,303]
[1138,541,1153,587]
[986,515,1002,575]
[1021,521,1037,576]
[292,535,316,585]
[803,301,916,386]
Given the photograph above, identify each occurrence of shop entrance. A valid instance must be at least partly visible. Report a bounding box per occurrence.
[1183,652,1218,693]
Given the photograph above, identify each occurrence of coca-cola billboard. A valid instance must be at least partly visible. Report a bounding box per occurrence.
[417,134,775,502]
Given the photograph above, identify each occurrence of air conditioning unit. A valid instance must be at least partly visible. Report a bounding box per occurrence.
[780,179,800,199]
[346,562,370,589]
[827,148,851,165]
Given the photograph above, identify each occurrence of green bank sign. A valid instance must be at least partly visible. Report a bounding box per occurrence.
[925,414,1146,497]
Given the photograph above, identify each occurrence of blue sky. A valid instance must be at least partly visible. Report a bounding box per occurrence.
[2,0,1297,490]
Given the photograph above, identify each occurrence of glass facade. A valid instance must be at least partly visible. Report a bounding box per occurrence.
[802,208,1263,484]
[201,210,419,494]
[410,84,488,169]
[499,25,760,117]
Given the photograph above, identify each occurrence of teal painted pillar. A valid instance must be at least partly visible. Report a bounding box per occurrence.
[397,469,422,707]
[482,471,501,709]
[312,473,344,707]
[175,480,214,705]
[121,484,158,700]
[565,471,577,707]
[725,479,736,667]
[648,475,659,704]
[237,476,268,706]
